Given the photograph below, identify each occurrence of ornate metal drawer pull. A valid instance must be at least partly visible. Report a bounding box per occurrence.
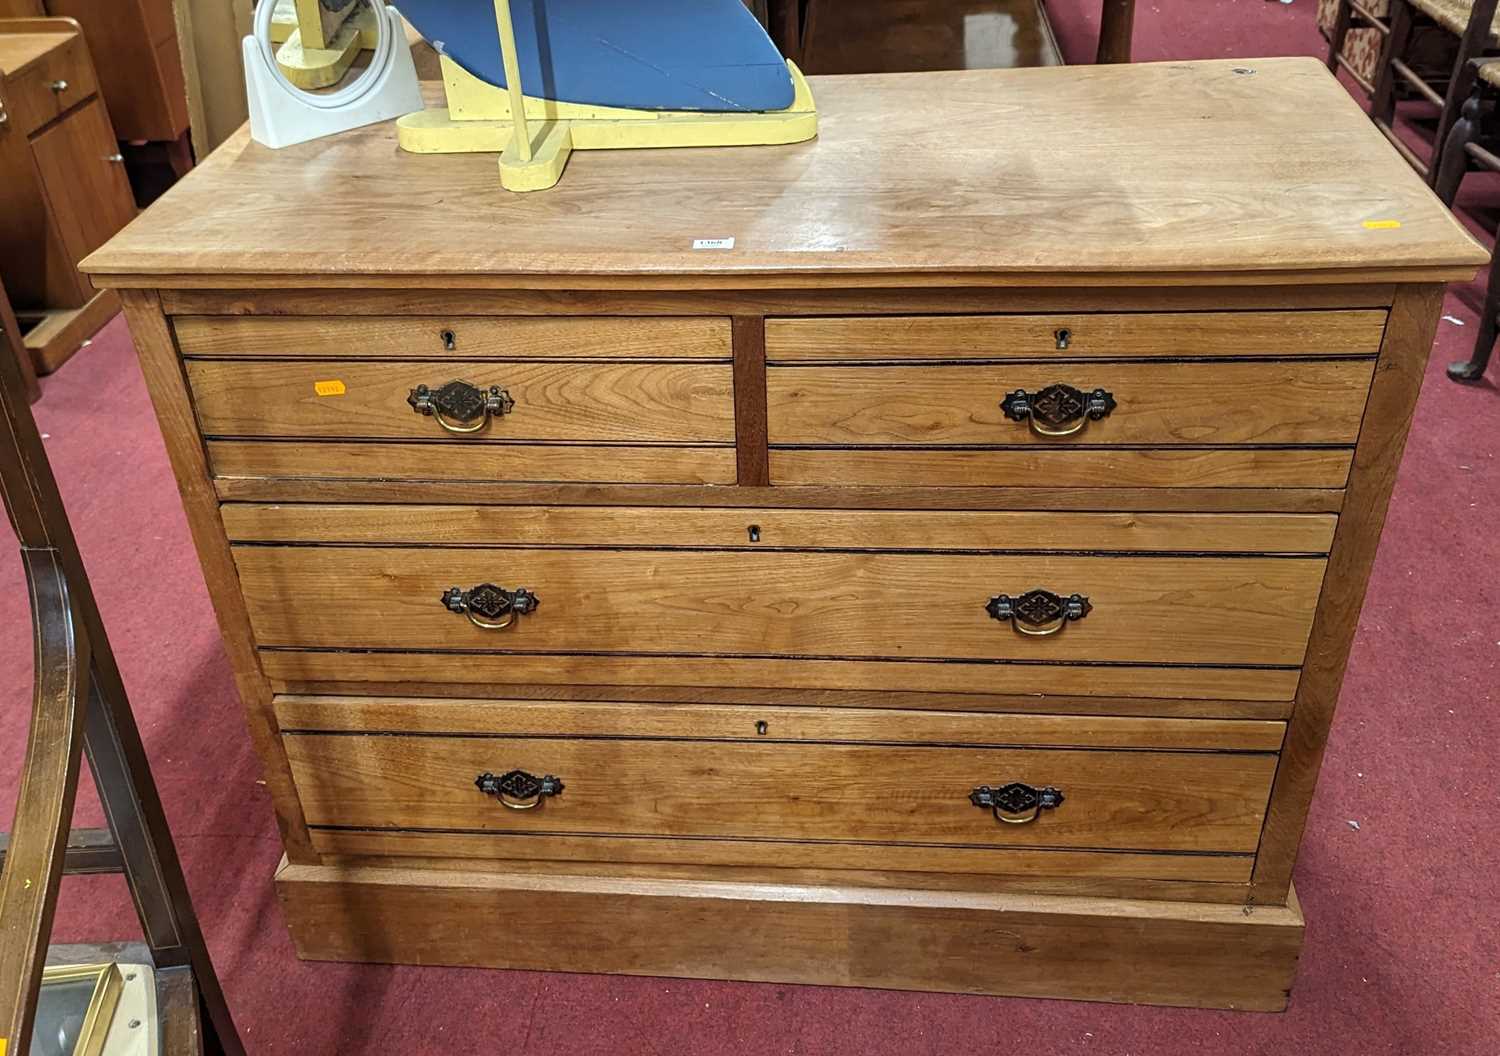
[970,782,1064,824]
[1000,383,1116,438]
[441,583,538,630]
[476,769,564,811]
[407,380,514,434]
[986,589,1090,637]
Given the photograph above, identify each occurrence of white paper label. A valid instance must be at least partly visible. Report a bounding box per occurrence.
[692,237,735,250]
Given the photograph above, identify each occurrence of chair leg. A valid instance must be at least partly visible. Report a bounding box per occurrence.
[1449,251,1500,381]
[1371,0,1414,131]
[1433,64,1482,205]
[1328,0,1355,74]
[1433,0,1500,171]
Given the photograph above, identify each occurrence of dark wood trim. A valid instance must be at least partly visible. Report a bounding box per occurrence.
[1249,283,1443,902]
[731,315,770,486]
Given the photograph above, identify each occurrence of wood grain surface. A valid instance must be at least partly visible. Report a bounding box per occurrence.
[283,734,1278,852]
[219,504,1339,553]
[187,360,735,442]
[769,447,1353,488]
[207,441,737,484]
[272,694,1288,750]
[233,547,1327,666]
[173,315,732,359]
[81,61,1486,286]
[766,360,1375,445]
[765,311,1388,361]
[275,863,1304,1009]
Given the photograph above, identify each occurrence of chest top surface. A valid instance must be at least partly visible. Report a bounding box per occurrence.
[82,57,1486,288]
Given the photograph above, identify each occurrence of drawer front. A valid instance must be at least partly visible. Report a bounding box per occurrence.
[235,546,1326,666]
[187,360,736,442]
[766,361,1373,446]
[6,33,97,135]
[173,315,733,360]
[282,711,1279,855]
[765,311,1387,362]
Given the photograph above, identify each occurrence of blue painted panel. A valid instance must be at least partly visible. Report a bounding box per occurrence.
[395,0,795,112]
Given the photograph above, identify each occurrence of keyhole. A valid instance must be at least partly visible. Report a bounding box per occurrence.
[747,524,761,542]
[441,329,457,351]
[1054,328,1071,350]
[755,720,769,736]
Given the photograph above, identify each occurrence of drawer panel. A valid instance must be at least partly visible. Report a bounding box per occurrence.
[766,361,1373,446]
[235,546,1327,666]
[4,32,97,135]
[187,360,735,442]
[207,442,736,484]
[221,504,1339,553]
[283,728,1278,854]
[765,311,1387,362]
[173,315,732,359]
[769,447,1353,488]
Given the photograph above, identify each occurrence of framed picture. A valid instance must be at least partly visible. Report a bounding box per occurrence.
[30,963,124,1056]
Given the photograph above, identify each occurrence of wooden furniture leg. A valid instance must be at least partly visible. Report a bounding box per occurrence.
[1450,247,1500,380]
[0,277,39,404]
[1433,59,1484,204]
[1096,0,1135,63]
[1328,0,1356,71]
[1371,0,1415,133]
[0,265,245,1054]
[1432,0,1500,185]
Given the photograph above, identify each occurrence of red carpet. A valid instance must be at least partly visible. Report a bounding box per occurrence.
[3,3,1499,1052]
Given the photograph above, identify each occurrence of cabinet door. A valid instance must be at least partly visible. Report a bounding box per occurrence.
[30,98,137,266]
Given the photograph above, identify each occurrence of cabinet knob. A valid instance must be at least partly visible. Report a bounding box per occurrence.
[407,379,514,434]
[476,769,563,810]
[986,589,1090,637]
[970,782,1064,824]
[1000,383,1116,438]
[105,153,125,163]
[49,79,69,93]
[441,583,538,630]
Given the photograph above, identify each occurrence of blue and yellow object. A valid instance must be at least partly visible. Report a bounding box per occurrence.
[394,0,818,191]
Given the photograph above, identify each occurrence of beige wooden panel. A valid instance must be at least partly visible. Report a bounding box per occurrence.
[187,360,735,442]
[221,504,1339,553]
[765,311,1387,361]
[273,695,1289,750]
[284,734,1279,852]
[235,547,1327,666]
[208,442,736,484]
[770,447,1353,488]
[766,360,1374,445]
[173,315,732,359]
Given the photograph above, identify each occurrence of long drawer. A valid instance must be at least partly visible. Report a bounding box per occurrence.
[234,545,1326,666]
[279,697,1282,871]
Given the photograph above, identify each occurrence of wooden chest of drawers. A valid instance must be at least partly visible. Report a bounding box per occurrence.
[82,58,1485,1010]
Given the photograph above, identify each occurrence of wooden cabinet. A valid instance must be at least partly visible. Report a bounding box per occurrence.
[0,17,134,373]
[82,59,1485,1011]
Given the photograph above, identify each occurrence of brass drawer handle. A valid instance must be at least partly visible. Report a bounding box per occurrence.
[476,769,564,811]
[407,380,514,434]
[441,583,538,630]
[986,589,1090,637]
[1000,383,1116,438]
[970,782,1064,824]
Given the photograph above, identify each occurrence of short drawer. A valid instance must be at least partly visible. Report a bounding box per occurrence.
[186,360,736,442]
[4,32,97,135]
[235,545,1326,666]
[173,315,732,359]
[279,698,1281,863]
[766,361,1374,446]
[765,311,1387,362]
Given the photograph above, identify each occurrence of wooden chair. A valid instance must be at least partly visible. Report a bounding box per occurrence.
[1432,57,1500,381]
[1324,0,1394,95]
[0,285,245,1051]
[1370,0,1500,182]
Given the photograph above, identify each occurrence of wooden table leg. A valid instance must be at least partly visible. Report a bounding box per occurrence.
[1096,0,1135,63]
[0,278,40,404]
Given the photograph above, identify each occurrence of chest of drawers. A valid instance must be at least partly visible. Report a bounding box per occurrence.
[83,58,1485,1010]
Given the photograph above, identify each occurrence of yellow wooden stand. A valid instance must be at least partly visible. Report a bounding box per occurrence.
[395,0,817,191]
[270,0,378,90]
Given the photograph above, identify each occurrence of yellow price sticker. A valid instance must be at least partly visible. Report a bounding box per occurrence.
[1362,219,1402,230]
[313,379,347,397]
